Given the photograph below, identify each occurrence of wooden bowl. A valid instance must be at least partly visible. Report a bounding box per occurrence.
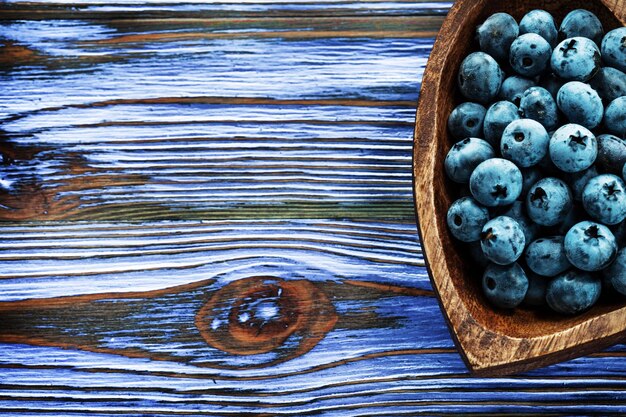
[413,0,626,376]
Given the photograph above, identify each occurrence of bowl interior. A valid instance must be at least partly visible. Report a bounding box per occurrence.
[428,0,625,339]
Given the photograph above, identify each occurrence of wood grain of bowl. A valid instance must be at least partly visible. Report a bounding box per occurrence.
[413,0,626,376]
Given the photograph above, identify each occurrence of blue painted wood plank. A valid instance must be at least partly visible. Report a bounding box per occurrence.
[0,37,435,111]
[1,1,454,17]
[0,220,428,299]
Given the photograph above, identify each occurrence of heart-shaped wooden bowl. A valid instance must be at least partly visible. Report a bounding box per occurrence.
[414,0,626,376]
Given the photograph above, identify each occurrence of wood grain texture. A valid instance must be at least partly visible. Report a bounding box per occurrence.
[413,0,626,376]
[2,0,626,415]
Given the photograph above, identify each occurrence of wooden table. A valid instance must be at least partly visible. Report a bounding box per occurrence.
[1,1,626,415]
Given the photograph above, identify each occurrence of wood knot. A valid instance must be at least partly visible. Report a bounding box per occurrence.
[196,277,337,358]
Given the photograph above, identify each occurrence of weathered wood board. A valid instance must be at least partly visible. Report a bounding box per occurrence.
[1,0,626,415]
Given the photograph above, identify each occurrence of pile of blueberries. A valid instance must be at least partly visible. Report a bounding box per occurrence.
[445,9,626,315]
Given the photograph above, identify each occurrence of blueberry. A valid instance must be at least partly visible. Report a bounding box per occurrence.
[567,165,598,201]
[556,204,583,236]
[443,10,626,318]
[556,81,603,130]
[526,177,573,226]
[467,240,490,268]
[564,221,617,271]
[445,137,495,183]
[519,9,558,47]
[602,247,626,296]
[447,102,487,140]
[525,236,571,277]
[604,97,626,138]
[480,216,526,265]
[498,200,540,245]
[538,72,564,98]
[549,124,597,173]
[509,33,552,77]
[536,148,562,177]
[483,100,521,146]
[447,197,490,242]
[524,271,548,306]
[582,174,626,225]
[519,86,559,130]
[482,262,528,308]
[458,52,505,104]
[520,165,542,197]
[476,12,519,63]
[470,158,523,207]
[500,75,536,106]
[501,118,550,167]
[546,270,601,314]
[596,134,626,174]
[589,66,626,103]
[610,219,626,248]
[559,9,604,46]
[601,27,626,73]
[551,37,601,82]
[602,267,619,296]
